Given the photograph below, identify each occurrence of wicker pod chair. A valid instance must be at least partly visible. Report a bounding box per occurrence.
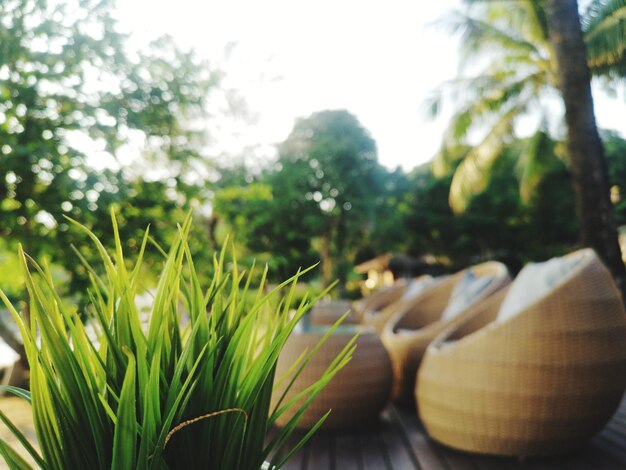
[360,275,435,333]
[416,248,626,457]
[309,300,359,326]
[272,325,392,429]
[353,279,408,323]
[381,261,510,404]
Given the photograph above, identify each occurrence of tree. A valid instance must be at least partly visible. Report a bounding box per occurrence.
[544,0,626,294]
[0,0,218,359]
[355,166,414,262]
[429,0,559,212]
[270,110,381,291]
[211,151,417,288]
[584,0,626,78]
[212,182,319,281]
[431,0,626,212]
[0,0,218,272]
[404,144,577,270]
[603,130,626,225]
[0,0,215,257]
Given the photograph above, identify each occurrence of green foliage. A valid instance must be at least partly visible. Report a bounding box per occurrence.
[583,0,626,78]
[271,110,382,289]
[0,213,354,470]
[431,0,626,212]
[211,110,395,290]
[0,0,216,303]
[405,168,464,262]
[522,163,579,259]
[359,167,415,259]
[603,129,626,225]
[0,241,24,302]
[516,130,563,202]
[431,0,557,212]
[405,143,579,268]
[212,183,318,280]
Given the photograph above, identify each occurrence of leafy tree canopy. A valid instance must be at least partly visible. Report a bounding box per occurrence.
[0,0,219,300]
[429,0,626,212]
[272,110,381,289]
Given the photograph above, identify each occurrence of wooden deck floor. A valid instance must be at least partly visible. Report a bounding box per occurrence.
[3,394,626,469]
[278,396,626,470]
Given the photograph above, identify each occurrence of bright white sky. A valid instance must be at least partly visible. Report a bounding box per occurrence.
[115,0,626,172]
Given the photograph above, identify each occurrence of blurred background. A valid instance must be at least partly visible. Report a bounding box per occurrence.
[1,0,626,317]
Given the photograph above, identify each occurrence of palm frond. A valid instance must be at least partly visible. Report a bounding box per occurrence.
[449,101,527,213]
[445,11,541,69]
[517,129,562,202]
[439,70,542,146]
[431,144,470,178]
[584,0,626,76]
[524,0,551,44]
[461,0,550,47]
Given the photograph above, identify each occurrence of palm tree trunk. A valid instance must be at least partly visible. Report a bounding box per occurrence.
[545,0,626,299]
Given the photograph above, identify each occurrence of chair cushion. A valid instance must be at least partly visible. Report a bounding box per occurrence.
[497,251,589,322]
[440,271,494,321]
[401,276,434,301]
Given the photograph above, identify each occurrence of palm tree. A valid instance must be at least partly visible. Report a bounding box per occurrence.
[432,0,626,293]
[584,0,626,78]
[544,0,626,294]
[430,0,559,212]
[432,0,626,212]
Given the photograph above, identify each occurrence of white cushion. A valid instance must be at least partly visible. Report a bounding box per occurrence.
[440,271,494,321]
[497,251,589,322]
[401,276,434,301]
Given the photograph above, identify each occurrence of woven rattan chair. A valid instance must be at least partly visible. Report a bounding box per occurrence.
[353,279,408,322]
[272,325,392,429]
[309,300,359,326]
[416,249,626,457]
[360,275,435,333]
[381,261,510,404]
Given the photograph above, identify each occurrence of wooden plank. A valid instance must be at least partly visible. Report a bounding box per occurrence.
[357,425,390,470]
[592,433,626,465]
[527,455,593,470]
[281,454,305,470]
[266,428,307,470]
[584,439,626,469]
[468,440,624,470]
[473,455,520,470]
[393,405,555,470]
[305,431,332,470]
[437,446,480,470]
[278,435,307,470]
[391,405,450,470]
[333,430,360,470]
[610,410,626,422]
[598,426,626,453]
[379,409,419,470]
[603,420,626,442]
[269,396,626,470]
[573,444,626,470]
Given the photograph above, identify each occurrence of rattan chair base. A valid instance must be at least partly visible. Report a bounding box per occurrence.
[381,262,510,404]
[310,300,359,326]
[417,249,626,457]
[272,326,392,429]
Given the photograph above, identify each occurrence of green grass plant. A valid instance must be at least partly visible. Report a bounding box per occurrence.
[0,212,354,469]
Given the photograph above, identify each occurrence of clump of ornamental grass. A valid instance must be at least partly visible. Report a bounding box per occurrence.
[0,213,354,469]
